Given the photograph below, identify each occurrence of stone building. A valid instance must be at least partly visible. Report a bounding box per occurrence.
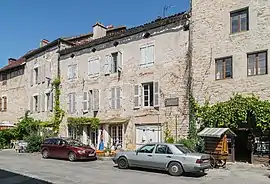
[59,13,190,149]
[191,0,270,103]
[191,0,270,163]
[0,58,27,125]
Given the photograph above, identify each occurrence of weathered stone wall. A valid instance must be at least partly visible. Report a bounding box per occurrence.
[60,21,190,144]
[191,0,270,104]
[0,69,27,123]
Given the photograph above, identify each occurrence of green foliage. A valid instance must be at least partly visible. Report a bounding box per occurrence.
[197,93,270,132]
[51,78,65,133]
[188,95,199,141]
[67,117,100,129]
[164,123,175,143]
[178,138,196,151]
[0,129,15,149]
[24,134,43,153]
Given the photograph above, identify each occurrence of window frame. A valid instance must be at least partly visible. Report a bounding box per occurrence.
[155,144,173,155]
[215,56,233,80]
[247,50,268,76]
[230,7,249,34]
[137,144,156,153]
[88,57,100,77]
[140,44,154,67]
[110,125,123,145]
[142,82,154,107]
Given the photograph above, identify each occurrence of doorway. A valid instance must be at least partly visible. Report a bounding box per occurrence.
[135,124,161,149]
[234,130,252,163]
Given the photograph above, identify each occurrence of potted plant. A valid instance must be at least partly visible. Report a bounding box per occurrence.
[104,142,111,157]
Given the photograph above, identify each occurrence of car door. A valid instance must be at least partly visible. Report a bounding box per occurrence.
[56,139,69,159]
[48,139,58,158]
[151,144,174,169]
[132,144,156,168]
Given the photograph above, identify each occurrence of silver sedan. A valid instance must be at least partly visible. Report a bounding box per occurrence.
[112,143,211,176]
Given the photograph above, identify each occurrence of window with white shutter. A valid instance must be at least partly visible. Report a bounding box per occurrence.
[117,52,123,72]
[111,87,121,109]
[104,55,112,75]
[89,90,93,111]
[83,91,89,112]
[68,93,76,114]
[134,85,141,109]
[140,45,154,66]
[153,82,159,107]
[68,64,77,80]
[140,82,159,108]
[88,58,100,76]
[93,89,99,111]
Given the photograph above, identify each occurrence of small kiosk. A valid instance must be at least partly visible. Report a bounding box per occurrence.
[198,127,236,168]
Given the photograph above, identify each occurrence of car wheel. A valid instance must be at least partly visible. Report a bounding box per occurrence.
[68,152,76,162]
[118,157,129,169]
[168,162,184,176]
[42,150,49,159]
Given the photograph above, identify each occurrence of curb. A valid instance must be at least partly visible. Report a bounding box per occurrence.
[97,157,113,161]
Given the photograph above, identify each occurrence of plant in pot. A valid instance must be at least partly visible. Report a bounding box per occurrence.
[104,142,111,157]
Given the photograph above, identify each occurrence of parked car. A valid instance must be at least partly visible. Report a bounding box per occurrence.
[40,137,97,161]
[112,143,211,176]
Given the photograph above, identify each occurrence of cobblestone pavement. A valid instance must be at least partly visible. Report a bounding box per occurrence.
[0,149,269,184]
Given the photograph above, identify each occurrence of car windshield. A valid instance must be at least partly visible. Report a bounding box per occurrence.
[175,144,194,154]
[66,139,85,147]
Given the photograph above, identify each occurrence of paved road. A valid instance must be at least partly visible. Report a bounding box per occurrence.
[0,149,269,184]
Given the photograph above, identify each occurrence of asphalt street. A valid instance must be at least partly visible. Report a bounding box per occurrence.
[0,149,269,184]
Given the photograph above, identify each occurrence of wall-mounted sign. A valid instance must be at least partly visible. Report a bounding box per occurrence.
[165,98,179,107]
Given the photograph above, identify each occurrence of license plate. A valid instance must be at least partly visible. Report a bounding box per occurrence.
[89,153,95,156]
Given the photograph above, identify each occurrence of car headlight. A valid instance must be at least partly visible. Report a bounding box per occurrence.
[78,150,86,154]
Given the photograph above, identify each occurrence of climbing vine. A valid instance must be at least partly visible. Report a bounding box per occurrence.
[197,93,270,132]
[51,78,65,133]
[67,117,100,130]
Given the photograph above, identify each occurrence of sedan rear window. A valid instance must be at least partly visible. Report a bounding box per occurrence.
[175,145,194,154]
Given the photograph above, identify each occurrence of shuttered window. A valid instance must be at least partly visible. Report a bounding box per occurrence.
[82,91,89,112]
[88,58,100,76]
[111,87,121,109]
[140,45,154,66]
[1,96,7,112]
[68,93,76,114]
[68,64,77,80]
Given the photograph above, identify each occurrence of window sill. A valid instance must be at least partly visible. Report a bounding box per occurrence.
[88,74,99,78]
[247,73,268,77]
[215,77,233,81]
[229,30,249,36]
[140,63,154,68]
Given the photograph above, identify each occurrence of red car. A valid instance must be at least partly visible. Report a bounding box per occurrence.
[40,137,97,161]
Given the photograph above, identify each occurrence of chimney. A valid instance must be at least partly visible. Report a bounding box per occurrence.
[40,39,50,47]
[8,58,16,65]
[92,22,107,39]
[106,25,114,29]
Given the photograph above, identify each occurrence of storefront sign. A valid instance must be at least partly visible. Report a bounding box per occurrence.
[165,98,179,107]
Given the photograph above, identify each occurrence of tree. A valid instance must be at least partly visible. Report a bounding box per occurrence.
[197,93,270,132]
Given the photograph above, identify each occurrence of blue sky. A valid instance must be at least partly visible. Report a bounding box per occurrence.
[0,0,189,67]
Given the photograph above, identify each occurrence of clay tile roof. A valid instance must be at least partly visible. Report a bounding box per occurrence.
[0,58,26,73]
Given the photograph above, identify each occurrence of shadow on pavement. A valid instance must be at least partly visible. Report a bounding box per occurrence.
[0,169,52,184]
[113,166,207,178]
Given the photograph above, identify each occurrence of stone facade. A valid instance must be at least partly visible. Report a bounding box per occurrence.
[191,0,270,104]
[59,13,190,149]
[0,59,27,124]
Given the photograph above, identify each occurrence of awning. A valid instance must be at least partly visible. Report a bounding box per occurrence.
[100,117,130,125]
[198,128,236,138]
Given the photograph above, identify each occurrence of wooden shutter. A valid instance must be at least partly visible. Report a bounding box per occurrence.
[95,59,100,75]
[73,65,77,79]
[46,62,51,78]
[41,93,45,112]
[116,87,121,109]
[147,45,154,64]
[83,91,88,112]
[68,94,72,113]
[134,85,141,109]
[68,66,72,79]
[117,52,123,72]
[30,96,33,113]
[49,92,54,112]
[153,82,160,107]
[104,55,112,75]
[30,69,34,86]
[37,95,41,112]
[37,67,41,84]
[140,47,146,65]
[93,89,99,111]
[41,65,46,83]
[72,93,76,114]
[0,97,2,111]
[3,96,7,111]
[89,91,93,111]
[111,87,116,109]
